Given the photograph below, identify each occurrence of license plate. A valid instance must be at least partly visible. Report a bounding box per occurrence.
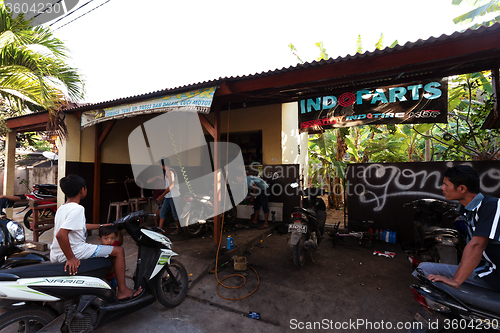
[288,224,307,233]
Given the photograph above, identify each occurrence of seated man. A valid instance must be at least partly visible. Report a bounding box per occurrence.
[413,165,500,291]
[50,174,142,300]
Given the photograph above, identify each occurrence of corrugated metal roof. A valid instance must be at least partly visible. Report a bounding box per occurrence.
[64,23,500,113]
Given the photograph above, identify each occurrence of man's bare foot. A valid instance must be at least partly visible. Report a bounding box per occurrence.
[171,229,182,235]
[117,286,143,300]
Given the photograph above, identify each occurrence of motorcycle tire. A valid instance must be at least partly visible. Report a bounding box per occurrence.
[223,207,237,225]
[292,235,306,267]
[155,259,189,307]
[182,209,206,238]
[0,305,57,332]
[23,209,56,230]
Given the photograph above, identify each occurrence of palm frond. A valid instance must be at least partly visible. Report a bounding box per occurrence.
[453,0,500,24]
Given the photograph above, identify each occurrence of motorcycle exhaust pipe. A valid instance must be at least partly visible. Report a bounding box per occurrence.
[304,240,318,250]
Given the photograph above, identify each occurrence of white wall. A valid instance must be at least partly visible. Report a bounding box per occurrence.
[281,102,308,185]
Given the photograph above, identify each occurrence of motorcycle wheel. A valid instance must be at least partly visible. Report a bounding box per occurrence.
[223,207,237,224]
[23,209,56,230]
[155,259,188,307]
[292,235,306,267]
[0,305,57,332]
[182,209,206,238]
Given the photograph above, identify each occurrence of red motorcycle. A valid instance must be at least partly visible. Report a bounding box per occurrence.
[21,184,57,230]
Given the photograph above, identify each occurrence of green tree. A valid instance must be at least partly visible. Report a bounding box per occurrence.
[0,1,85,136]
[453,0,500,29]
[308,131,346,209]
[414,72,500,160]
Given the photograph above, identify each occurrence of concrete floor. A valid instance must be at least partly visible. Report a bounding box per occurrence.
[7,207,422,332]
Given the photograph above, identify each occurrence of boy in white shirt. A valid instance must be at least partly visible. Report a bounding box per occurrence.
[50,174,142,300]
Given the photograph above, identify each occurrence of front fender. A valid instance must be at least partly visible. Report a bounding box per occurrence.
[150,249,178,280]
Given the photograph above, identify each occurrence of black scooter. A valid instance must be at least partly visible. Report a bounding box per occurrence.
[403,199,463,267]
[180,193,237,237]
[0,216,49,268]
[287,185,327,267]
[0,211,188,332]
[409,270,500,332]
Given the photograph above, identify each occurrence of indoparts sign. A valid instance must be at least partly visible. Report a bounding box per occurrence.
[298,79,448,132]
[80,86,216,129]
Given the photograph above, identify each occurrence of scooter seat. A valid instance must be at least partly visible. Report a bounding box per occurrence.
[0,258,111,279]
[291,207,316,217]
[436,281,500,315]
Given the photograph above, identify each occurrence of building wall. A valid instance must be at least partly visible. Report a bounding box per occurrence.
[281,102,308,184]
[204,104,283,165]
[64,104,285,166]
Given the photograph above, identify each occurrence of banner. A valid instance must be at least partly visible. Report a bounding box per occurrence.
[298,79,448,132]
[80,86,216,129]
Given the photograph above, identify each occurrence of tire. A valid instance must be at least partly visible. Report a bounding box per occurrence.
[292,235,306,267]
[155,259,188,307]
[223,207,237,224]
[0,305,57,332]
[23,209,56,230]
[182,209,206,238]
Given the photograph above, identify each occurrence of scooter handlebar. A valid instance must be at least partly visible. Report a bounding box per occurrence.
[113,210,149,226]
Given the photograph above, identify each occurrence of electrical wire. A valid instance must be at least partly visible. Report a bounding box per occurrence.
[51,0,111,31]
[214,104,260,301]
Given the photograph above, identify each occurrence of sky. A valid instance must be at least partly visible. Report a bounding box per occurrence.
[47,0,478,104]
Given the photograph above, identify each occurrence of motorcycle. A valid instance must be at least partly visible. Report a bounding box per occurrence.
[287,185,327,267]
[0,210,188,332]
[180,193,237,237]
[0,216,49,268]
[403,199,463,267]
[409,270,500,332]
[21,184,58,230]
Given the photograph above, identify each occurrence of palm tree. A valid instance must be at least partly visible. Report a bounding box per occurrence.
[0,2,84,136]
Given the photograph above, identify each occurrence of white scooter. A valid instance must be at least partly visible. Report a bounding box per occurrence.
[0,210,188,332]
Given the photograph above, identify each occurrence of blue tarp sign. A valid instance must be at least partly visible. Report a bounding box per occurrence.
[81,86,216,129]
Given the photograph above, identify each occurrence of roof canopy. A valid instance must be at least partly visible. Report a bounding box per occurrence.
[8,24,500,130]
[64,24,500,118]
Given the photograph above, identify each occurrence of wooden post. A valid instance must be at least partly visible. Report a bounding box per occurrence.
[492,67,500,121]
[93,120,116,224]
[3,131,16,218]
[93,124,101,225]
[212,102,221,247]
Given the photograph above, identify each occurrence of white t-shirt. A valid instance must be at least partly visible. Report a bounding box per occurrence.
[165,169,180,198]
[50,202,98,262]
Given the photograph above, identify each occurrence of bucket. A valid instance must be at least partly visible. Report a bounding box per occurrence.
[234,256,247,271]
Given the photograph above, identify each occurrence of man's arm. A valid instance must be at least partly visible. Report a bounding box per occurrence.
[86,223,111,230]
[55,228,80,275]
[428,235,489,287]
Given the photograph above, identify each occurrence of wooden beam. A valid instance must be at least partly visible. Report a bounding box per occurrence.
[5,112,49,132]
[482,67,500,129]
[493,67,500,121]
[198,114,216,139]
[98,120,116,147]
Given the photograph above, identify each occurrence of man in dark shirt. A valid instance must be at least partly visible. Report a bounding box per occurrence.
[414,165,500,290]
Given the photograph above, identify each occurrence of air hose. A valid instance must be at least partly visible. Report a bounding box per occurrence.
[167,122,194,194]
[214,104,260,301]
